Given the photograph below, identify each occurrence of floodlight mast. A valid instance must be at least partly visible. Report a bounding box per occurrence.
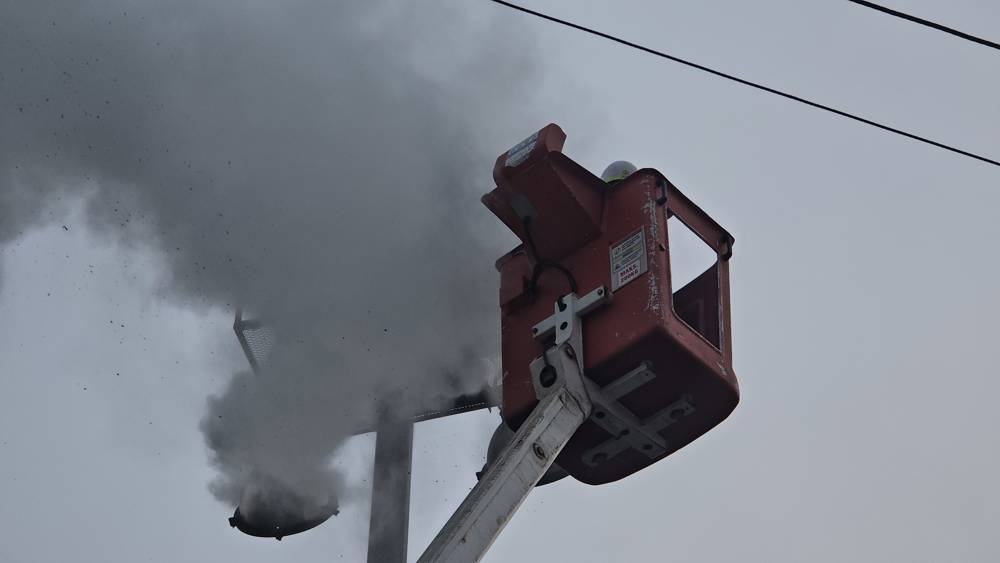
[231,309,494,560]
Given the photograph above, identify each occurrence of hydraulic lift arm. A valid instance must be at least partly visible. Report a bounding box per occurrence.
[418,287,608,563]
[418,358,590,562]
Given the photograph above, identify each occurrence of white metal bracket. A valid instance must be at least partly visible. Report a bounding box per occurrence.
[532,286,610,353]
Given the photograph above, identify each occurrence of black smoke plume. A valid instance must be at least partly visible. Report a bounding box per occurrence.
[1,0,544,522]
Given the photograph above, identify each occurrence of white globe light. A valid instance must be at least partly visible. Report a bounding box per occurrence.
[601,160,638,183]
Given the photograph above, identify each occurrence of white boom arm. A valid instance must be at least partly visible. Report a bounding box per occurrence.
[418,352,591,563]
[419,287,609,563]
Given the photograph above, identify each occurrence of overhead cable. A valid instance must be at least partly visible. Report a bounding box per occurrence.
[846,0,1000,52]
[485,0,999,168]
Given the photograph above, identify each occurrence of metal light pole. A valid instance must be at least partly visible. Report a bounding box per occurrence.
[232,311,497,559]
[367,409,414,563]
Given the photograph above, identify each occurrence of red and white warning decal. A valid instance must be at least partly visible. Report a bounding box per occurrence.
[610,228,648,292]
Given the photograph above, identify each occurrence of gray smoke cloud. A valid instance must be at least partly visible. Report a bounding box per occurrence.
[1,0,541,523]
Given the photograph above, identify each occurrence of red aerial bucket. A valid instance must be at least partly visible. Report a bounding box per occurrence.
[484,124,738,485]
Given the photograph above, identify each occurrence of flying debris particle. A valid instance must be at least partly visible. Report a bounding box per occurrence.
[62,225,69,231]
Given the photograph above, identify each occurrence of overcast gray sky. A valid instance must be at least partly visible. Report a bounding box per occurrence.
[2,1,999,562]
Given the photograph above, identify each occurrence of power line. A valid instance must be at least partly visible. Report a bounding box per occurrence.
[486,0,999,168]
[846,0,1000,52]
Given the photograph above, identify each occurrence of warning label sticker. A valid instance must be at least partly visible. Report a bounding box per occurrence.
[505,131,538,168]
[610,228,648,292]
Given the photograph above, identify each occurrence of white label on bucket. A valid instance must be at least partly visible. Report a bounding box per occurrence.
[505,131,538,168]
[610,228,648,292]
